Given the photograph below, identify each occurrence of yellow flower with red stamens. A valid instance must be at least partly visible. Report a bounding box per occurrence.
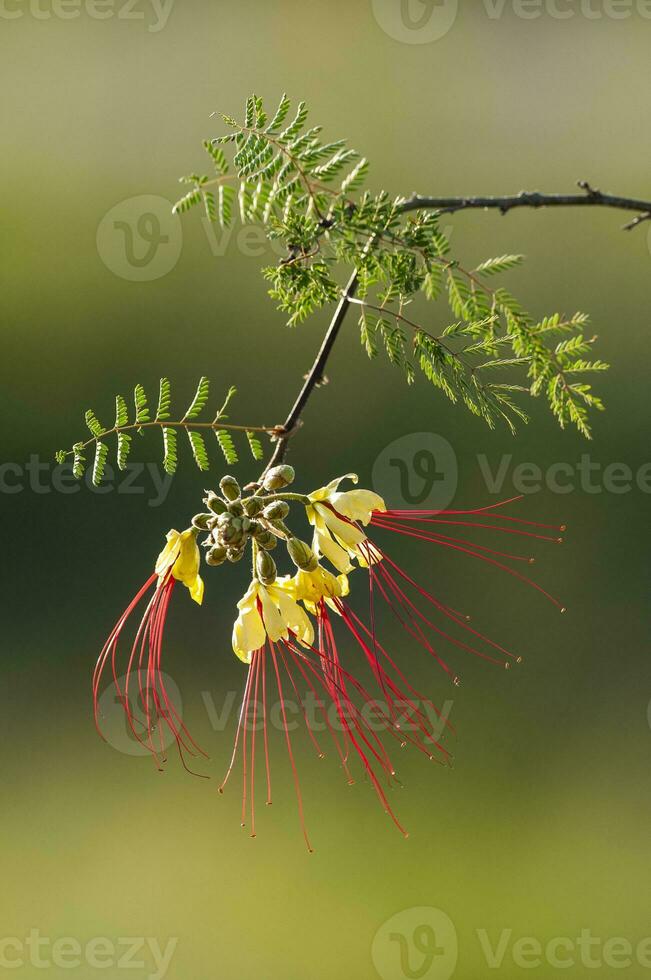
[291,563,349,614]
[155,528,204,604]
[232,577,314,664]
[306,473,386,572]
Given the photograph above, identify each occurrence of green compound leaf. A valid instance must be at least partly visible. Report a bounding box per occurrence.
[162,427,178,474]
[85,410,105,439]
[187,430,210,471]
[246,430,264,461]
[92,441,109,486]
[156,378,171,421]
[215,429,238,465]
[115,395,129,428]
[134,383,150,424]
[117,432,132,471]
[184,376,210,420]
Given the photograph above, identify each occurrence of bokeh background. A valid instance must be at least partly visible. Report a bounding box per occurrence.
[2,2,650,977]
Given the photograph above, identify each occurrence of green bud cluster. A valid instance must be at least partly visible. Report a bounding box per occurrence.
[192,466,307,582]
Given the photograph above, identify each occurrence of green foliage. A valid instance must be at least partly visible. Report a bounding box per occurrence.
[134,383,150,424]
[183,376,210,420]
[163,427,178,475]
[56,379,272,482]
[174,93,609,436]
[216,429,237,466]
[92,442,109,487]
[246,430,264,461]
[156,378,172,421]
[117,432,132,470]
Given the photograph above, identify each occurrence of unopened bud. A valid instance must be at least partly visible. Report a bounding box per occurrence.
[256,550,277,585]
[263,465,295,491]
[287,537,318,571]
[227,499,244,517]
[243,496,264,517]
[263,500,290,521]
[204,491,227,515]
[191,512,213,531]
[222,522,244,546]
[206,545,227,566]
[253,525,277,549]
[226,547,245,563]
[219,475,241,501]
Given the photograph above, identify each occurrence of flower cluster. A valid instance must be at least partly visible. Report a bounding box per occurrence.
[93,465,567,849]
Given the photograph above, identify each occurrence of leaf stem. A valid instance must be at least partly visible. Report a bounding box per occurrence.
[64,419,280,459]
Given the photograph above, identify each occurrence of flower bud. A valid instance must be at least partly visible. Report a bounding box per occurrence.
[206,545,227,566]
[256,550,277,585]
[287,536,318,571]
[227,499,244,517]
[263,500,290,521]
[257,531,277,550]
[226,547,245,563]
[243,496,264,517]
[263,465,295,491]
[191,512,213,531]
[221,522,244,546]
[219,475,241,501]
[253,525,277,549]
[204,491,227,515]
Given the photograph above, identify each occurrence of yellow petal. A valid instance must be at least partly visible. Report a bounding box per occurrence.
[155,529,181,579]
[312,526,353,574]
[258,585,287,642]
[317,504,367,550]
[270,585,315,647]
[232,603,265,663]
[308,473,358,503]
[330,488,386,525]
[237,579,260,611]
[189,574,204,605]
[171,529,199,583]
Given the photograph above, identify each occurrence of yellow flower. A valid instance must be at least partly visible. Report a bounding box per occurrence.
[232,578,314,664]
[155,528,204,605]
[291,563,349,614]
[306,473,386,573]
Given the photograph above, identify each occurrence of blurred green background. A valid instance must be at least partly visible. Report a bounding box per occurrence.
[2,2,650,977]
